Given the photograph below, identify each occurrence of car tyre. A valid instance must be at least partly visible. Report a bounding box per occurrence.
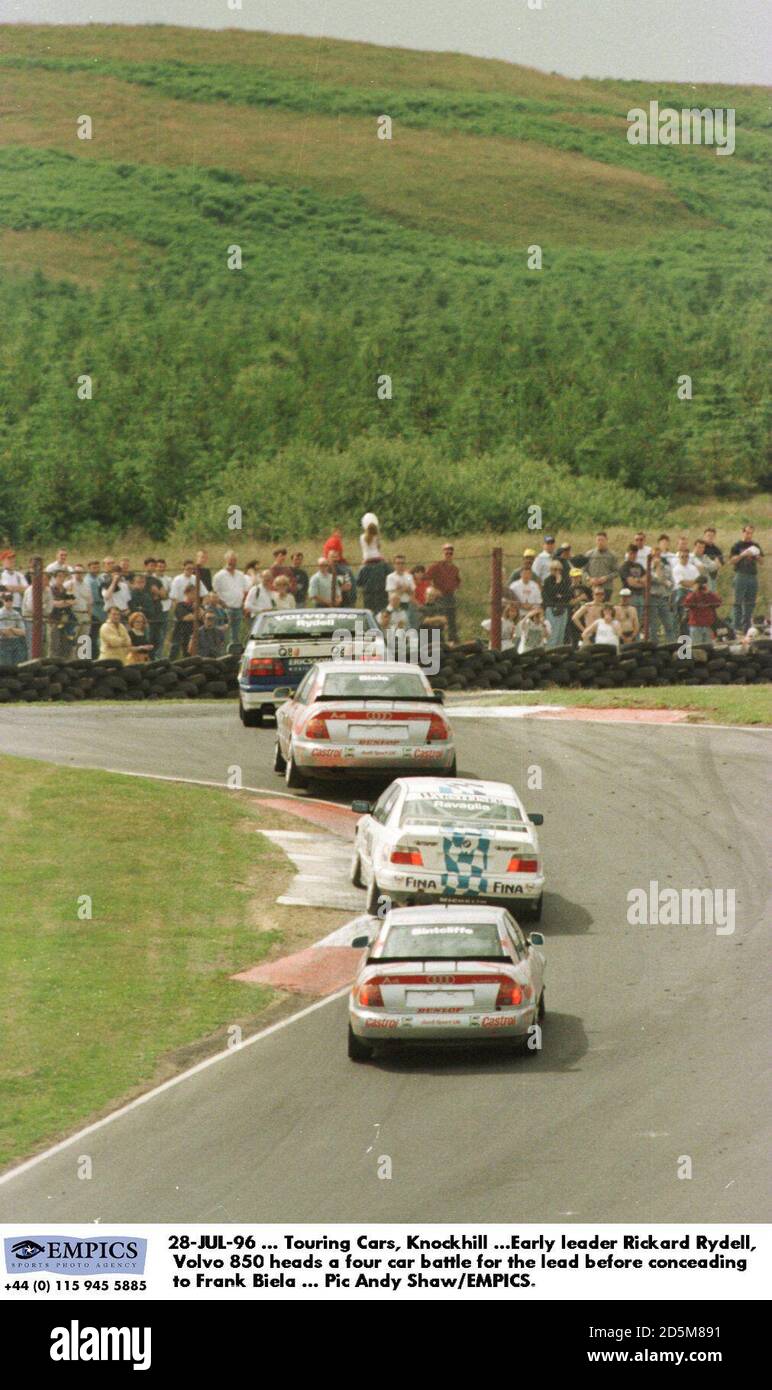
[365,877,385,916]
[285,750,307,789]
[273,740,287,774]
[239,700,263,727]
[446,755,458,777]
[348,1025,373,1063]
[531,893,543,921]
[350,851,364,888]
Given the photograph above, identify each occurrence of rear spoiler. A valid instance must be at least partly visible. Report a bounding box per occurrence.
[315,693,438,704]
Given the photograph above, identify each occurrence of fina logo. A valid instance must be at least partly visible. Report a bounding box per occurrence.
[50,1321,151,1372]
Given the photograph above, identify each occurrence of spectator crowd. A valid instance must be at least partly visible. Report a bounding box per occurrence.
[0,515,765,668]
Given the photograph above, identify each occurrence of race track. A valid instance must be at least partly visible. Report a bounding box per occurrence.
[0,704,769,1223]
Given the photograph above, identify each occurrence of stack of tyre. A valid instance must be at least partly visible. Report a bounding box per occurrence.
[0,653,240,703]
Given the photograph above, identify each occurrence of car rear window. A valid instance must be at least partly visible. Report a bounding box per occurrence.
[379,922,506,960]
[252,612,376,639]
[400,798,525,828]
[321,672,431,700]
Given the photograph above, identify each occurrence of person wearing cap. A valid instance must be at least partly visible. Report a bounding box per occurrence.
[508,560,542,614]
[308,556,341,608]
[0,551,28,611]
[425,544,461,642]
[507,548,538,588]
[532,536,558,583]
[615,588,640,644]
[581,532,619,600]
[683,577,721,644]
[541,560,573,646]
[0,590,27,666]
[65,563,93,647]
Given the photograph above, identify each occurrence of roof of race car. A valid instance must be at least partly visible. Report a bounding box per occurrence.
[384,904,512,926]
[315,659,431,676]
[390,777,519,800]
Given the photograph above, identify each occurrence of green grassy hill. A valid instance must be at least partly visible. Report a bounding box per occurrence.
[0,24,769,541]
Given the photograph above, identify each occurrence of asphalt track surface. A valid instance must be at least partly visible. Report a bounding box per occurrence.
[0,703,769,1223]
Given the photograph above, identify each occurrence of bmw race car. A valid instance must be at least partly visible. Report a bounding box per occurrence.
[350,777,545,918]
[273,661,456,788]
[238,608,383,726]
[347,903,546,1060]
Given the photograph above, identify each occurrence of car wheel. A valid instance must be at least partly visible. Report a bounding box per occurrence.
[446,755,458,777]
[538,989,545,1023]
[366,877,385,916]
[348,1025,373,1062]
[239,700,263,728]
[285,750,307,789]
[350,851,364,888]
[273,740,287,774]
[532,893,543,922]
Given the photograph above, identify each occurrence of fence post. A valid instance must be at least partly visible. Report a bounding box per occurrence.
[643,553,652,640]
[31,555,43,658]
[490,548,503,650]
[191,564,201,655]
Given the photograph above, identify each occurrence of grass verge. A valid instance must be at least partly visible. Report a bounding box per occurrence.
[447,686,772,726]
[0,754,344,1168]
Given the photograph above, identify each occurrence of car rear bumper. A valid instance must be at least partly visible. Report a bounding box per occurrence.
[350,1003,537,1041]
[294,738,455,773]
[377,868,545,904]
[239,685,290,711]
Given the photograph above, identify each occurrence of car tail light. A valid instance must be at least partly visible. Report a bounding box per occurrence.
[304,714,329,739]
[496,978,524,1008]
[507,856,539,873]
[358,979,384,1008]
[426,713,450,742]
[390,849,423,866]
[248,657,287,677]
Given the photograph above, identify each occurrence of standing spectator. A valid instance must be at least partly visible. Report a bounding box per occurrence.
[541,560,572,646]
[380,593,410,631]
[670,544,701,633]
[128,574,155,626]
[65,563,93,650]
[291,552,309,606]
[45,548,71,575]
[515,606,551,653]
[632,531,652,563]
[656,534,677,567]
[86,559,105,653]
[0,551,27,610]
[509,560,542,613]
[702,527,724,591]
[411,564,430,605]
[126,611,154,664]
[322,526,346,562]
[213,551,250,646]
[566,569,588,647]
[615,589,640,644]
[507,548,537,586]
[101,565,131,615]
[648,550,675,642]
[22,571,52,656]
[195,550,213,592]
[197,610,225,657]
[269,548,297,591]
[481,600,519,651]
[0,592,27,666]
[581,532,618,598]
[271,575,296,610]
[244,570,277,619]
[48,570,78,658]
[202,591,229,637]
[572,583,607,641]
[555,542,573,577]
[582,605,621,651]
[144,574,165,659]
[425,544,461,642]
[357,554,392,616]
[360,513,382,561]
[729,525,763,634]
[308,557,341,609]
[170,584,198,659]
[326,547,355,606]
[170,560,208,604]
[418,586,449,636]
[619,544,646,624]
[692,537,719,592]
[684,577,721,644]
[532,536,558,583]
[119,556,132,580]
[99,606,131,663]
[385,555,416,617]
[154,558,172,654]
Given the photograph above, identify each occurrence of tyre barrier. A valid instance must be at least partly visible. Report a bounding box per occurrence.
[431,638,772,692]
[0,654,240,703]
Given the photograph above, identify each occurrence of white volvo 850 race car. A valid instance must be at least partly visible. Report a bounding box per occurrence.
[347,904,546,1060]
[350,777,545,918]
[273,661,456,788]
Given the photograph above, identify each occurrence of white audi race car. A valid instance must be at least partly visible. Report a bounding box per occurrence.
[347,904,546,1060]
[238,608,384,726]
[273,661,456,788]
[350,776,545,918]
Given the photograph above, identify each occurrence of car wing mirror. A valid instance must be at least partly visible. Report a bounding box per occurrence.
[528,931,545,948]
[351,799,371,814]
[431,689,444,703]
[273,687,292,700]
[351,934,372,949]
[528,812,544,825]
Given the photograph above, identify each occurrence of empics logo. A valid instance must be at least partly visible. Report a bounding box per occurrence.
[50,1321,151,1372]
[4,1235,146,1275]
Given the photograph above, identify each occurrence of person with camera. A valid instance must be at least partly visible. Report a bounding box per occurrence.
[48,569,78,659]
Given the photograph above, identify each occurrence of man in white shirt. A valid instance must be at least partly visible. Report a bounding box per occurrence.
[0,551,28,609]
[670,546,701,634]
[244,570,276,619]
[170,560,209,603]
[532,536,557,583]
[385,554,416,614]
[101,567,131,613]
[632,531,652,563]
[509,562,542,613]
[213,551,250,644]
[65,564,93,645]
[45,547,71,575]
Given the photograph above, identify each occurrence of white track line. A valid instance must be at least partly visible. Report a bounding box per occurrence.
[102,767,352,808]
[0,988,350,1188]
